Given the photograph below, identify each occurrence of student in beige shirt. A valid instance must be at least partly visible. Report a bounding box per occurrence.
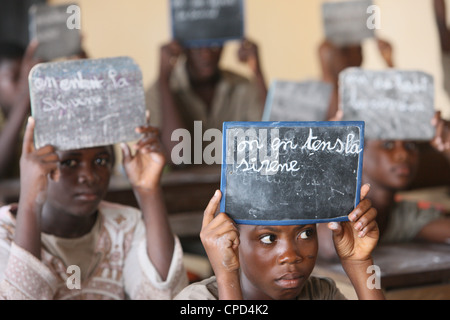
[146,39,267,166]
[0,117,188,300]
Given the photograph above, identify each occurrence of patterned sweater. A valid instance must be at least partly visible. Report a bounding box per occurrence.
[0,201,188,300]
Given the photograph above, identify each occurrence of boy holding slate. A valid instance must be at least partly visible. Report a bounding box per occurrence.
[174,186,383,300]
[146,38,267,166]
[0,57,189,299]
[175,121,384,300]
[0,116,188,300]
[318,69,450,261]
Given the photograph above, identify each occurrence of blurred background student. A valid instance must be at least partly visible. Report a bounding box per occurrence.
[145,38,267,168]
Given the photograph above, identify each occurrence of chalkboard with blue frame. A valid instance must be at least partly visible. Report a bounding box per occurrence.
[170,0,244,47]
[220,121,365,225]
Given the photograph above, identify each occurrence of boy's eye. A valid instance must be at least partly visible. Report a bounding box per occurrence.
[95,158,110,166]
[382,141,395,150]
[299,228,314,240]
[404,142,418,151]
[61,159,78,167]
[260,234,276,244]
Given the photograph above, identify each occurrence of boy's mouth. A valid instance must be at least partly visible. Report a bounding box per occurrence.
[275,273,304,289]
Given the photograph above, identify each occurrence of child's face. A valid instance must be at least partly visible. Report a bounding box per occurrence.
[45,146,114,217]
[0,58,21,109]
[185,46,223,83]
[238,224,318,300]
[363,140,419,190]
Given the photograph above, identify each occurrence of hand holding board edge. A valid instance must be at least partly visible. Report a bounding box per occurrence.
[322,0,374,47]
[340,67,435,140]
[29,56,146,151]
[170,0,244,47]
[220,121,364,225]
[262,80,333,122]
[29,3,82,61]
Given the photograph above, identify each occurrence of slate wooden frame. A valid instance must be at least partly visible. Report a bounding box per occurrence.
[220,121,365,226]
[169,0,245,47]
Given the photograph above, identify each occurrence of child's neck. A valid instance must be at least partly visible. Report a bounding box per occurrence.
[40,205,98,238]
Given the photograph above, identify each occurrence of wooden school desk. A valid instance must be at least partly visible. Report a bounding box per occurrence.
[313,242,450,300]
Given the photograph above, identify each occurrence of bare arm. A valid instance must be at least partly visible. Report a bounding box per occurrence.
[0,41,40,178]
[157,41,186,162]
[237,38,268,107]
[434,0,450,52]
[121,123,174,281]
[14,117,58,259]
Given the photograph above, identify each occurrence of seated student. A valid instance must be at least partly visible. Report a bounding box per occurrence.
[0,116,189,299]
[318,114,450,260]
[174,185,385,300]
[318,38,394,120]
[0,40,40,179]
[146,38,267,166]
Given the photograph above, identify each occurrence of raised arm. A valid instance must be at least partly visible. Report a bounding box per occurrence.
[434,0,450,52]
[14,117,59,259]
[328,184,385,300]
[0,41,40,178]
[121,119,174,281]
[200,190,242,300]
[156,41,186,161]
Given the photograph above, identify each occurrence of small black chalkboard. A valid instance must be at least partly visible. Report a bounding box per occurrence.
[29,56,147,151]
[262,80,333,122]
[170,0,244,47]
[220,121,365,225]
[340,67,435,140]
[29,2,81,61]
[322,0,374,46]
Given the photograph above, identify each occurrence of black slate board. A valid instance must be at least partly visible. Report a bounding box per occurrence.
[29,56,146,150]
[220,121,365,225]
[170,0,244,47]
[322,0,375,46]
[340,67,435,140]
[29,2,82,61]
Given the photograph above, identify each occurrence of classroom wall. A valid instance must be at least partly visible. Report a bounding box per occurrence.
[49,0,450,118]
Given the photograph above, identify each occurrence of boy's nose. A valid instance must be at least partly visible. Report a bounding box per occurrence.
[277,241,303,265]
[77,165,98,185]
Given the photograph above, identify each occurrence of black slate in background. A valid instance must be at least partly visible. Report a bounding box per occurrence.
[340,67,435,140]
[170,0,244,47]
[220,121,364,225]
[263,80,333,122]
[0,0,46,47]
[322,0,375,46]
[29,56,146,151]
[29,2,81,61]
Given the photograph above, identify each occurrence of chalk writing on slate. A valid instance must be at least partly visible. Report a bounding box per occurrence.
[263,80,333,121]
[170,0,244,47]
[29,56,146,150]
[220,121,365,225]
[29,3,81,61]
[322,0,374,46]
[340,67,435,140]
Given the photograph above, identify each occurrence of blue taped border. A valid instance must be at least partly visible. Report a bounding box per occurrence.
[220,121,365,224]
[170,0,245,48]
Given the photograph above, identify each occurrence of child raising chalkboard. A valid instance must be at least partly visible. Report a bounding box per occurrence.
[318,113,450,261]
[145,38,267,166]
[174,185,384,300]
[0,116,188,299]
